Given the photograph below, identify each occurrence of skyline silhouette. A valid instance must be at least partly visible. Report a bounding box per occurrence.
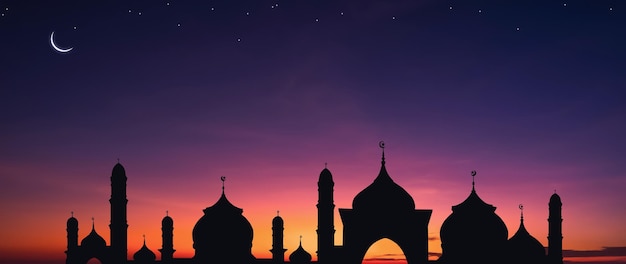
[64,143,564,264]
[1,0,625,264]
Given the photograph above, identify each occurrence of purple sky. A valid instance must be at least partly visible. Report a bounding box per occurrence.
[1,0,625,263]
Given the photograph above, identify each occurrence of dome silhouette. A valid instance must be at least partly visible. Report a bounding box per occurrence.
[162,215,173,227]
[192,181,254,263]
[81,223,106,249]
[67,215,78,228]
[112,162,126,178]
[133,237,156,263]
[508,215,546,264]
[440,184,508,263]
[289,238,312,264]
[352,157,415,212]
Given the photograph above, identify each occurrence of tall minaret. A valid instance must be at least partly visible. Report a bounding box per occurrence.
[65,212,78,264]
[316,163,335,263]
[110,162,128,263]
[159,211,175,263]
[271,211,286,263]
[548,192,563,264]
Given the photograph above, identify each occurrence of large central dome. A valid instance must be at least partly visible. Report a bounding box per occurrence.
[352,154,415,212]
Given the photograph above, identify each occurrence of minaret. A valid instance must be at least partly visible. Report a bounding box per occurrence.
[271,211,287,263]
[159,211,175,263]
[65,212,78,264]
[110,162,128,263]
[548,192,563,264]
[316,163,335,263]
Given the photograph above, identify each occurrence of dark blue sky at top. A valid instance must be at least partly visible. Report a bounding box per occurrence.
[1,0,625,175]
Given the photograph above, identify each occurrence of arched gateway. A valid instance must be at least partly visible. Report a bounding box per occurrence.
[318,142,432,264]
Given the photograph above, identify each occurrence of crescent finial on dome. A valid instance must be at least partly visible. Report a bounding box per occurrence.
[471,170,477,190]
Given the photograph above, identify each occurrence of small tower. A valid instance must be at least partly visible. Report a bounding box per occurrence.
[159,211,175,263]
[548,192,563,264]
[110,162,128,263]
[65,212,78,264]
[316,163,335,263]
[271,211,287,263]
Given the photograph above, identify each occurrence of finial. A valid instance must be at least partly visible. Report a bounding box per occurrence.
[220,176,226,193]
[91,217,95,229]
[143,234,146,242]
[166,210,169,217]
[299,235,303,245]
[471,170,477,190]
[519,204,524,220]
[277,210,280,217]
[117,158,120,163]
[379,141,386,165]
[554,189,557,194]
[71,211,74,217]
[324,162,327,169]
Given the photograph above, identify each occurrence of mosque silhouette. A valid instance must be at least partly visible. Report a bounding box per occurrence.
[64,143,563,264]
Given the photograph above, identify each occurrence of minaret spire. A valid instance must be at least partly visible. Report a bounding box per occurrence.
[519,204,524,221]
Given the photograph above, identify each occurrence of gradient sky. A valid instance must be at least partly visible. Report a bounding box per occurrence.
[1,0,625,263]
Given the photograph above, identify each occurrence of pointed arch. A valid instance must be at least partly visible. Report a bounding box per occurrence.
[362,238,408,264]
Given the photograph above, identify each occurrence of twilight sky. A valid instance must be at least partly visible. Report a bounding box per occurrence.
[1,0,626,263]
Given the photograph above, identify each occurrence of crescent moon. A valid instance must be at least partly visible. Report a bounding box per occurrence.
[379,141,385,149]
[50,31,73,53]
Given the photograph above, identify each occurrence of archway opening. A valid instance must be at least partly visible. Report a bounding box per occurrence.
[362,238,408,264]
[86,257,102,264]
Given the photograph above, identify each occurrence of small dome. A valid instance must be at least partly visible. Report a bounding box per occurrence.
[272,215,284,226]
[352,161,415,213]
[67,216,78,229]
[550,193,562,205]
[162,215,173,227]
[193,188,254,263]
[134,239,156,263]
[319,168,333,184]
[508,218,546,264]
[81,224,106,249]
[289,240,312,264]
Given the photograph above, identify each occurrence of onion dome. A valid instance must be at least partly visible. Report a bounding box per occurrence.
[439,173,508,263]
[81,220,106,249]
[192,177,254,263]
[508,209,546,264]
[289,237,312,264]
[352,149,415,213]
[134,236,156,263]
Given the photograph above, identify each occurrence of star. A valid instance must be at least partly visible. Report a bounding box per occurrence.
[340,12,344,16]
[237,38,241,42]
[138,12,142,16]
[166,2,170,6]
[128,9,132,13]
[563,3,567,7]
[450,6,453,10]
[516,27,520,31]
[609,7,613,11]
[246,12,250,15]
[478,9,482,13]
[392,16,396,20]
[315,18,319,22]
[73,26,77,30]
[271,5,274,9]
[177,23,181,27]
[211,7,215,11]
